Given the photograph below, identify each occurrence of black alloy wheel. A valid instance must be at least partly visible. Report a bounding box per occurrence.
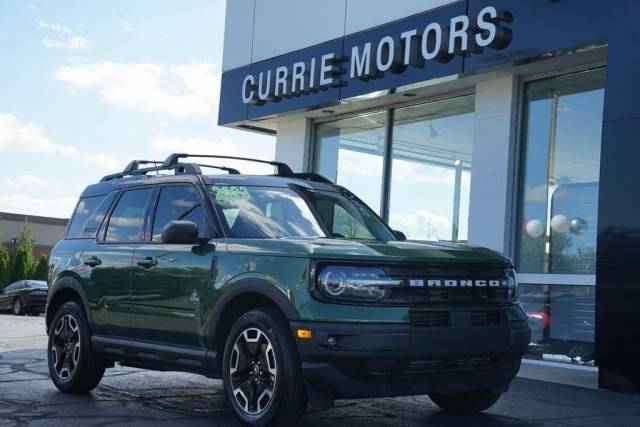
[222,308,307,427]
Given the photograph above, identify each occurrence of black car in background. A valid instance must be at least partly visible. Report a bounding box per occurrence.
[0,280,48,315]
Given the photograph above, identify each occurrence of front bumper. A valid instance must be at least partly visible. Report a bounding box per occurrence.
[291,319,530,399]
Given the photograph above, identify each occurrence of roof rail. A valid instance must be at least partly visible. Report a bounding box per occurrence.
[163,153,294,177]
[290,173,333,184]
[100,163,202,182]
[196,164,240,174]
[121,160,164,174]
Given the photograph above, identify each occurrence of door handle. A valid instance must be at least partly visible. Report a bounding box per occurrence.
[137,257,158,268]
[84,256,102,267]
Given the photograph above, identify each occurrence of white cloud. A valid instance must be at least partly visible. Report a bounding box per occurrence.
[54,61,220,117]
[43,36,92,51]
[120,18,134,33]
[152,135,274,175]
[5,174,59,191]
[0,194,77,218]
[0,113,120,170]
[36,20,71,34]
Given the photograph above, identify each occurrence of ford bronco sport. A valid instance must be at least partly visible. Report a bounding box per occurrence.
[46,153,531,426]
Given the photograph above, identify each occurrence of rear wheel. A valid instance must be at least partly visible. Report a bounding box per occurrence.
[12,298,24,315]
[222,308,307,426]
[47,301,104,393]
[429,390,501,414]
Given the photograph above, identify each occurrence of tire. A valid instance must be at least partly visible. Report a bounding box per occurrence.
[47,301,105,393]
[429,390,501,414]
[222,308,307,427]
[13,298,24,315]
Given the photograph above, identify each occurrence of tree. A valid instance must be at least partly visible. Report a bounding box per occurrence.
[10,222,35,282]
[0,243,9,289]
[33,255,49,281]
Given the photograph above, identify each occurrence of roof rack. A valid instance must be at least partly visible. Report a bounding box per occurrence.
[163,153,294,177]
[100,163,203,182]
[99,153,333,184]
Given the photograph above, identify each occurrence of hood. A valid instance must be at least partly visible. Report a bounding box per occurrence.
[226,237,509,265]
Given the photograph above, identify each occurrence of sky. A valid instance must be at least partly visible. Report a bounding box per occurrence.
[0,0,275,219]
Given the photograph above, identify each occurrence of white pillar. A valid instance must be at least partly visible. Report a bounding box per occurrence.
[467,75,518,255]
[274,117,311,173]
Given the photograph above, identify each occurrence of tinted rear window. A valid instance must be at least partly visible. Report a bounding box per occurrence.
[67,193,116,239]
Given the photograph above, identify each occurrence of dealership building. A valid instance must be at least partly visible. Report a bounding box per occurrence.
[219,0,640,392]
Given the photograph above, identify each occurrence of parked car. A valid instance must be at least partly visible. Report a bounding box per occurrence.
[46,153,530,426]
[0,280,48,315]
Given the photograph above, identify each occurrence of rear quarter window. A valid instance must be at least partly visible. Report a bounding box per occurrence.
[66,192,116,239]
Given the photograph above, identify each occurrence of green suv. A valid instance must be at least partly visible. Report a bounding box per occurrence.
[46,153,530,426]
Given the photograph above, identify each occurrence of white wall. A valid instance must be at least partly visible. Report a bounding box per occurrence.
[467,76,518,255]
[222,0,256,72]
[344,0,455,34]
[273,117,311,172]
[222,0,457,71]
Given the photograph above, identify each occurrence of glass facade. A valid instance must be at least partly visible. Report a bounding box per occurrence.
[517,68,606,365]
[389,95,474,241]
[314,112,387,214]
[517,69,605,274]
[314,95,474,242]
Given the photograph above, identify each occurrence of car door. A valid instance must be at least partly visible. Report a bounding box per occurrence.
[82,187,155,339]
[130,183,216,349]
[0,283,17,310]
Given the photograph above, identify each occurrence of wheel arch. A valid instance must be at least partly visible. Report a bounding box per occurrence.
[46,276,92,334]
[207,278,299,365]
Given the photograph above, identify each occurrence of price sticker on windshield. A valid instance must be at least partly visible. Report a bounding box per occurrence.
[211,185,252,203]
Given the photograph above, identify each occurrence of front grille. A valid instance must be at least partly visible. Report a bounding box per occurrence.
[386,263,510,305]
[404,356,493,374]
[471,310,507,326]
[409,310,451,327]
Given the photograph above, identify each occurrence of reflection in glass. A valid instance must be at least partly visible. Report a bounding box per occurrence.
[517,69,605,274]
[105,188,154,242]
[209,186,395,241]
[520,283,596,365]
[152,186,205,241]
[314,112,387,213]
[389,95,475,241]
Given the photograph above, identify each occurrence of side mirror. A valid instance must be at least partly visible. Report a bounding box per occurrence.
[161,220,199,244]
[393,230,407,241]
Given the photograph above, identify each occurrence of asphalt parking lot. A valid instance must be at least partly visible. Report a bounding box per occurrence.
[2,314,640,427]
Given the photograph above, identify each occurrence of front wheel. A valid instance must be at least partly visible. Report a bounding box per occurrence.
[222,308,307,427]
[429,390,501,414]
[47,301,105,393]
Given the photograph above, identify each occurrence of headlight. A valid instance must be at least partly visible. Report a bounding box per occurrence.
[505,268,518,301]
[317,266,402,302]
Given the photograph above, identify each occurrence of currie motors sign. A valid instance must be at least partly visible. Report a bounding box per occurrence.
[218,2,521,125]
[241,6,511,106]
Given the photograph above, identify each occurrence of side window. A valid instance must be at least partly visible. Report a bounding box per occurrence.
[332,205,375,239]
[152,185,205,241]
[105,188,154,242]
[66,193,117,239]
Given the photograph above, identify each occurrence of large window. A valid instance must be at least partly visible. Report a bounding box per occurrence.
[314,95,474,242]
[389,95,474,241]
[517,69,605,275]
[314,112,387,213]
[517,68,605,366]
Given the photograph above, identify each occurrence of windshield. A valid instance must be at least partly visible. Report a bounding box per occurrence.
[209,185,396,241]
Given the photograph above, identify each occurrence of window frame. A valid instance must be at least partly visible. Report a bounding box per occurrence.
[512,64,606,286]
[98,186,157,244]
[144,182,216,243]
[311,90,475,230]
